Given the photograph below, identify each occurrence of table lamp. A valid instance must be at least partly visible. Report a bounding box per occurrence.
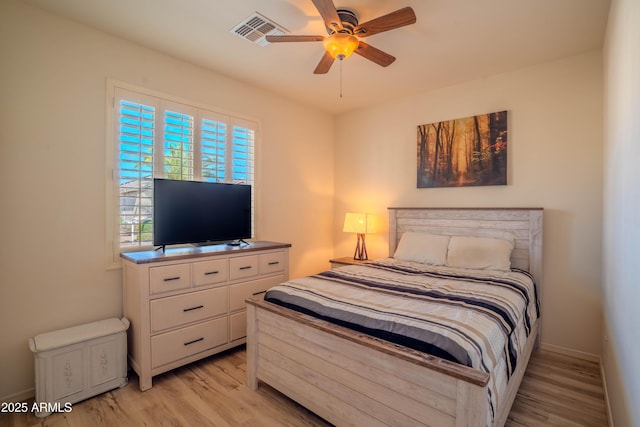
[343,212,377,261]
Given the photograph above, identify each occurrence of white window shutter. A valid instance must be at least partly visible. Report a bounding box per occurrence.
[110,85,258,252]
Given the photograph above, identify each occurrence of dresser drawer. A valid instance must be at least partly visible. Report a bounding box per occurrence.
[150,287,228,333]
[229,275,285,312]
[229,255,258,280]
[193,259,227,287]
[151,318,228,369]
[258,251,285,275]
[149,264,191,295]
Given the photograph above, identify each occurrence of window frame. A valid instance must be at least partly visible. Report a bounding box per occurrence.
[105,79,261,269]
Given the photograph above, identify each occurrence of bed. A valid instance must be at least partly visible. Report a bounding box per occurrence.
[246,207,543,427]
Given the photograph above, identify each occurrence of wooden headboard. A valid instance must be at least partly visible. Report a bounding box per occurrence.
[388,207,543,287]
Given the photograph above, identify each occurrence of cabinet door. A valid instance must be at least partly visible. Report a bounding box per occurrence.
[51,346,84,400]
[89,336,123,387]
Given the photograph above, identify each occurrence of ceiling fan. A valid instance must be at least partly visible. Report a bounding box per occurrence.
[265,0,417,74]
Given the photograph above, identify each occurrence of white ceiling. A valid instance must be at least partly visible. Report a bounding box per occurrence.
[22,0,610,114]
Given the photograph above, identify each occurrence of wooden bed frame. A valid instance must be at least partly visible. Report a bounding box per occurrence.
[246,208,543,427]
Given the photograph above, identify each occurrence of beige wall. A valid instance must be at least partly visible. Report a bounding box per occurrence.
[333,51,604,356]
[0,0,333,401]
[603,0,640,425]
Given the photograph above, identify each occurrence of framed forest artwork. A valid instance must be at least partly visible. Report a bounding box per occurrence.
[417,110,508,188]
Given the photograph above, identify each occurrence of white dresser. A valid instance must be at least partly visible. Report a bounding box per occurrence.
[121,241,290,391]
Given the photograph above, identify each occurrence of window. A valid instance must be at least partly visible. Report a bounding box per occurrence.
[106,82,257,266]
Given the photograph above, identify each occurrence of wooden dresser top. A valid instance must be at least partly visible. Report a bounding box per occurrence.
[121,241,291,264]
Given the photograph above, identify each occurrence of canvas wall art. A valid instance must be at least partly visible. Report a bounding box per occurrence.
[417,110,508,188]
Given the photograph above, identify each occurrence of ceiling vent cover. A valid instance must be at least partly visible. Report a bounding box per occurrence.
[231,12,288,47]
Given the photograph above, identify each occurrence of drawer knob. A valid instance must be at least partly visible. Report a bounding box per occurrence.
[183,305,204,312]
[268,261,280,266]
[163,276,181,282]
[184,337,204,346]
[239,266,252,270]
[204,271,219,275]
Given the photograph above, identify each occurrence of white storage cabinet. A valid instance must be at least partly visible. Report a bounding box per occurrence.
[28,317,129,417]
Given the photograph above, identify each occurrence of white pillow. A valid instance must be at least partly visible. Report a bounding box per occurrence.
[394,232,451,265]
[446,236,514,271]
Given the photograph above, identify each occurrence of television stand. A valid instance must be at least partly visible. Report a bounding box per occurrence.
[120,241,291,391]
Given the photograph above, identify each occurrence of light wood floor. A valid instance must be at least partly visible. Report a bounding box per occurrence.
[1,346,608,427]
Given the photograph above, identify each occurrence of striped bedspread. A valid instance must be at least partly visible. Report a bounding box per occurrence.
[264,258,539,424]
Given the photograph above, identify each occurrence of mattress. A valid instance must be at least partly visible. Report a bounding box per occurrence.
[264,258,539,422]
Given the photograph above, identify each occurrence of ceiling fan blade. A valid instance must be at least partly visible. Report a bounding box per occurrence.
[354,7,416,37]
[314,51,335,74]
[311,0,343,31]
[266,35,325,43]
[354,41,396,67]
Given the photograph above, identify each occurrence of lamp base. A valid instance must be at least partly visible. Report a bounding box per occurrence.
[353,233,368,261]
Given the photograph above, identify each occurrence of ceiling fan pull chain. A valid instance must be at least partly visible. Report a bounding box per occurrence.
[340,60,343,98]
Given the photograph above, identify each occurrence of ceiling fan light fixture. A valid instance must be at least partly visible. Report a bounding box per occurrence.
[322,33,359,60]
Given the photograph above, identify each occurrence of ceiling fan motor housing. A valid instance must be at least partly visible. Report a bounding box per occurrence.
[331,8,359,34]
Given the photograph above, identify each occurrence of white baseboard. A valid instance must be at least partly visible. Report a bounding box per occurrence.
[0,387,34,403]
[539,342,600,363]
[600,361,615,427]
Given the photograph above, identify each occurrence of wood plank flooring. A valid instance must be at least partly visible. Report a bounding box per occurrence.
[1,346,608,427]
[506,350,608,426]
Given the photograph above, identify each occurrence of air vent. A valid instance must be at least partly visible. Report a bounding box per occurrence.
[230,12,288,47]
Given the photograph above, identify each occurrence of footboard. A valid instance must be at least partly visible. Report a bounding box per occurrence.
[246,298,491,427]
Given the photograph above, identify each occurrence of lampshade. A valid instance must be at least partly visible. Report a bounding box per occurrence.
[343,212,377,234]
[322,33,359,60]
[343,212,376,261]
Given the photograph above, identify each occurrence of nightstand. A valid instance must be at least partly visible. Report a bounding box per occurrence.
[329,257,368,269]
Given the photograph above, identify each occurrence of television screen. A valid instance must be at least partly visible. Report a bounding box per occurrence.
[153,178,251,247]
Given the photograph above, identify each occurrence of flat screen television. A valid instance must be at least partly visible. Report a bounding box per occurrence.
[153,178,251,249]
